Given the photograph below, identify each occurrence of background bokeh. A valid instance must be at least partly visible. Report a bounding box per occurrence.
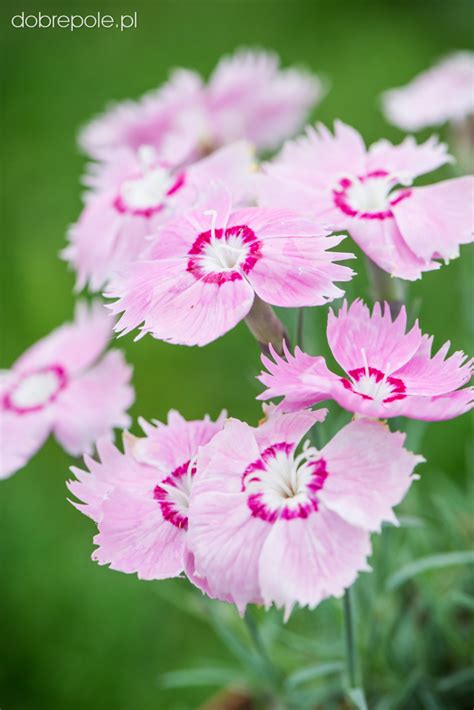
[1,0,473,708]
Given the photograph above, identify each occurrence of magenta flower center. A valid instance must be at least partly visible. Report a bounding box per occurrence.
[187,223,262,285]
[153,459,197,530]
[115,165,185,217]
[333,170,412,220]
[3,364,68,414]
[242,441,328,523]
[341,366,406,403]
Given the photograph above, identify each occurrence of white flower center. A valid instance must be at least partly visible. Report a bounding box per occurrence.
[344,349,406,404]
[352,373,395,402]
[243,442,327,522]
[159,468,193,517]
[120,166,174,211]
[200,234,249,274]
[346,174,395,213]
[153,458,197,529]
[10,370,64,409]
[260,444,316,500]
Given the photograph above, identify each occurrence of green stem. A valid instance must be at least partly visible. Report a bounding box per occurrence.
[296,307,305,349]
[243,608,280,688]
[365,257,406,317]
[343,588,357,690]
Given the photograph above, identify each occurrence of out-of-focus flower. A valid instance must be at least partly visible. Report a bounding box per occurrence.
[79,49,323,162]
[0,302,134,479]
[107,187,355,347]
[381,52,474,131]
[79,69,203,164]
[67,410,226,580]
[257,121,473,280]
[63,141,254,292]
[259,299,474,421]
[187,410,422,617]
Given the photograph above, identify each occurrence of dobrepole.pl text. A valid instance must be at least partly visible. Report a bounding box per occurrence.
[11,12,138,31]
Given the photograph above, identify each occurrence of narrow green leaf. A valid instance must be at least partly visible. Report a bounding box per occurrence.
[285,661,344,690]
[397,515,426,529]
[437,667,474,693]
[386,551,474,590]
[159,665,238,689]
[348,686,368,710]
[450,590,474,611]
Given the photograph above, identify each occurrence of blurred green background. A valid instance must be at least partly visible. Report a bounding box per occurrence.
[1,0,473,708]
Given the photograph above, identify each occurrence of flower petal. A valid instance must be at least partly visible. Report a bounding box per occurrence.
[258,510,371,619]
[93,488,185,580]
[67,435,157,523]
[258,343,336,410]
[0,409,52,479]
[13,301,114,376]
[247,233,355,308]
[367,135,452,179]
[187,490,268,613]
[254,407,327,450]
[327,300,423,375]
[53,350,133,456]
[133,410,226,472]
[392,388,474,421]
[319,420,422,532]
[392,177,474,262]
[394,336,473,396]
[347,217,441,281]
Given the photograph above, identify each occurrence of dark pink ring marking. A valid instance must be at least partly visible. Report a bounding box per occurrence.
[3,364,68,415]
[340,366,406,403]
[333,170,412,221]
[114,172,186,217]
[242,442,328,523]
[187,224,262,285]
[153,459,196,530]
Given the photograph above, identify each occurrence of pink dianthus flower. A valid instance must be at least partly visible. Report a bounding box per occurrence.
[79,49,323,162]
[187,410,422,618]
[0,302,134,479]
[257,121,473,280]
[382,51,474,131]
[63,141,254,292]
[259,300,474,421]
[67,410,226,580]
[107,187,355,347]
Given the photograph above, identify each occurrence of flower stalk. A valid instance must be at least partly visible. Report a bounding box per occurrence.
[365,257,405,317]
[243,608,281,690]
[245,295,289,355]
[343,588,357,689]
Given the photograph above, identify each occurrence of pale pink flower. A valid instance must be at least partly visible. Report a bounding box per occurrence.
[79,69,203,164]
[187,410,422,617]
[107,187,355,346]
[63,141,254,292]
[79,49,323,162]
[257,120,473,280]
[382,52,474,131]
[259,300,474,421]
[67,410,226,580]
[0,302,134,480]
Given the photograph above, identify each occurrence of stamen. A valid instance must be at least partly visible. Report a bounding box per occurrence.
[361,347,370,377]
[137,144,157,170]
[156,480,189,508]
[203,209,218,242]
[186,454,197,488]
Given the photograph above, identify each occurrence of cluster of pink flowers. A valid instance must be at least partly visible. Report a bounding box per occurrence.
[68,408,422,617]
[3,48,473,619]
